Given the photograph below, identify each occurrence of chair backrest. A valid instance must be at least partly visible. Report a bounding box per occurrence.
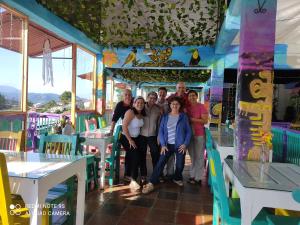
[85,118,97,132]
[207,148,230,220]
[271,127,285,162]
[286,130,300,166]
[0,131,24,152]
[0,153,14,225]
[292,188,300,203]
[98,117,107,128]
[205,128,213,151]
[112,125,122,153]
[39,134,78,155]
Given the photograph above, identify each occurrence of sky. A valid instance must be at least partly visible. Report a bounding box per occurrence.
[0,46,94,99]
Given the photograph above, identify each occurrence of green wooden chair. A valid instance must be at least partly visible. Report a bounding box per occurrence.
[266,189,300,225]
[39,134,78,225]
[205,128,213,190]
[271,127,285,162]
[105,125,122,186]
[207,148,268,225]
[286,130,300,166]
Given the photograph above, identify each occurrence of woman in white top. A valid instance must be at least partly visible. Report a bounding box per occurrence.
[121,96,146,189]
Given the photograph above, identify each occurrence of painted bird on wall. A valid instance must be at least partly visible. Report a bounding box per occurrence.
[188,49,201,66]
[122,47,137,67]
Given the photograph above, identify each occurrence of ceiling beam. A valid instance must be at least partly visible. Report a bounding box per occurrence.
[215,0,241,54]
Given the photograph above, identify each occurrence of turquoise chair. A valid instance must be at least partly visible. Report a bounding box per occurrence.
[286,131,300,166]
[266,189,300,225]
[207,148,268,225]
[105,125,122,185]
[205,128,213,190]
[271,127,285,162]
[39,134,78,225]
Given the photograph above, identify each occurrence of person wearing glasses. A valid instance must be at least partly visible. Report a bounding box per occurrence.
[142,96,192,194]
[110,89,133,182]
[140,92,162,185]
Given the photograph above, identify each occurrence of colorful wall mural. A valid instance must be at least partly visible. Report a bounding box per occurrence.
[96,53,105,115]
[236,0,277,161]
[102,46,216,69]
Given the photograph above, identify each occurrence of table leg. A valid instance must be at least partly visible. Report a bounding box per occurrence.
[75,161,86,225]
[20,180,47,225]
[100,145,106,189]
[240,195,254,225]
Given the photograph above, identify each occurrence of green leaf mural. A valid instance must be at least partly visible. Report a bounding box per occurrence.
[108,68,211,83]
[37,0,225,47]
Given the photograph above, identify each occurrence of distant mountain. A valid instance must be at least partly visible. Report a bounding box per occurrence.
[0,85,60,103]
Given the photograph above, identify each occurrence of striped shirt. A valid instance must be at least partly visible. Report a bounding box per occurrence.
[167,115,179,144]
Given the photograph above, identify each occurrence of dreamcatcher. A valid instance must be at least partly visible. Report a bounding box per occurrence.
[42,39,54,86]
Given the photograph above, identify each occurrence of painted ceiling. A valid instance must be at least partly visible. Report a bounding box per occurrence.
[37,0,225,47]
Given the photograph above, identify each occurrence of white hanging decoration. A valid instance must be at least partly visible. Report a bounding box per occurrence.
[42,39,54,86]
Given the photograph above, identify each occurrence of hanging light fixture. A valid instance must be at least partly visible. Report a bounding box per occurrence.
[143,22,153,55]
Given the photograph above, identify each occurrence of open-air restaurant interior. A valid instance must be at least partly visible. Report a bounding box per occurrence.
[1,0,300,224]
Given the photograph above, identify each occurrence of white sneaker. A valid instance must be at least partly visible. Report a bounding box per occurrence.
[129,180,140,190]
[173,179,184,186]
[142,183,154,194]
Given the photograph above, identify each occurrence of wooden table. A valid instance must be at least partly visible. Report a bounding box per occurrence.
[224,159,300,225]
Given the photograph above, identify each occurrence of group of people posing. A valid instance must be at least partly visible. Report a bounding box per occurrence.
[109,82,208,194]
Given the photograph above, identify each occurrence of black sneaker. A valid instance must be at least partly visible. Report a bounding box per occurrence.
[188,178,196,184]
[195,180,202,185]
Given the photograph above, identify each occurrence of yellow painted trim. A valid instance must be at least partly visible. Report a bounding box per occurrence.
[75,45,97,113]
[71,44,77,128]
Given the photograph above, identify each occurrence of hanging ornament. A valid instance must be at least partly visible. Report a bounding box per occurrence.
[42,39,54,86]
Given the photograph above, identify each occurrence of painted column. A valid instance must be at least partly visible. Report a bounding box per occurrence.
[209,58,225,123]
[236,0,277,160]
[96,53,106,115]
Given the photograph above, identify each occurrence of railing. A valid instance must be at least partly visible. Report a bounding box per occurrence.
[271,126,300,165]
[27,111,112,151]
[27,112,69,151]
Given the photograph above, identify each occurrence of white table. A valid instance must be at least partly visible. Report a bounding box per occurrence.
[2,150,86,225]
[80,128,113,189]
[224,159,300,225]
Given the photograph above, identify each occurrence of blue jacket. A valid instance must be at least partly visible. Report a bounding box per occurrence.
[159,113,192,148]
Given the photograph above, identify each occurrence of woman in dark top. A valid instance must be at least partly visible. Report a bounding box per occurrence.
[110,89,133,181]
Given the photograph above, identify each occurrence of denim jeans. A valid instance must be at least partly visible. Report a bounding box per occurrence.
[150,144,186,184]
[140,135,160,170]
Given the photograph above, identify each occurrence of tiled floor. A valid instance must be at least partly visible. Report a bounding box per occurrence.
[84,155,213,225]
